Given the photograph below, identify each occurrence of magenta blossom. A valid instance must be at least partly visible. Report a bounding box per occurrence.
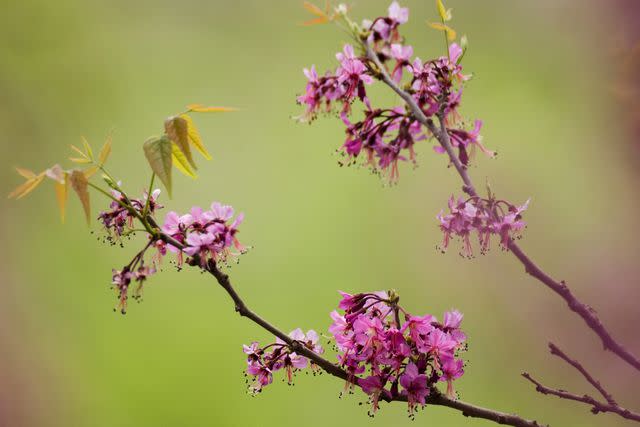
[437,195,530,256]
[400,363,429,415]
[440,357,465,399]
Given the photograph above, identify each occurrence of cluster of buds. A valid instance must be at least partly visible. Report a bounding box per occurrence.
[243,329,324,394]
[97,187,163,241]
[437,195,530,257]
[161,202,246,268]
[330,291,466,417]
[297,2,493,183]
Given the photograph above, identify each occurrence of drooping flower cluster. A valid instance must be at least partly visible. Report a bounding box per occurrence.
[330,291,466,416]
[111,264,157,314]
[437,195,530,257]
[243,290,467,418]
[297,2,493,183]
[161,202,246,268]
[243,329,324,394]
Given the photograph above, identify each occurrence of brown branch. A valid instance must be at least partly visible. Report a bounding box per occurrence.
[204,259,543,427]
[522,372,640,422]
[362,37,640,372]
[548,343,616,406]
[141,219,544,427]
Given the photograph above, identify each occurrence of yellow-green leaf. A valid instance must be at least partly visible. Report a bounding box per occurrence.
[164,116,196,170]
[70,170,91,224]
[69,157,92,164]
[98,135,112,165]
[8,173,45,199]
[436,0,452,22]
[186,104,237,113]
[83,165,99,179]
[54,174,68,223]
[15,167,36,179]
[171,143,197,179]
[81,137,94,161]
[70,144,89,159]
[143,135,173,197]
[428,22,456,40]
[180,114,212,160]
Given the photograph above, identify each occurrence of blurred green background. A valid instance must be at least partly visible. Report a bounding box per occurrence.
[1,1,639,426]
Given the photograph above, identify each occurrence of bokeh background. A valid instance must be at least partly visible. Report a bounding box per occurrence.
[1,1,639,426]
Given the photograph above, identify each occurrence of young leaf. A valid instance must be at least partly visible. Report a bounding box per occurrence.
[70,170,91,224]
[186,104,237,113]
[15,167,36,179]
[301,1,330,25]
[98,135,112,165]
[70,144,89,159]
[164,116,196,170]
[54,175,68,223]
[171,143,197,179]
[83,165,99,179]
[8,173,45,199]
[428,22,456,40]
[436,0,452,22]
[69,157,92,164]
[143,135,173,197]
[81,137,94,161]
[180,114,212,160]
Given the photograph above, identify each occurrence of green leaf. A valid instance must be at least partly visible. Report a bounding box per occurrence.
[164,116,196,170]
[143,135,173,197]
[98,135,112,165]
[436,0,452,21]
[171,142,197,179]
[186,104,237,113]
[70,169,91,224]
[180,114,212,160]
[81,137,94,161]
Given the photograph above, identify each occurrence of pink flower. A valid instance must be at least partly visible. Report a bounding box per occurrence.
[360,375,389,413]
[422,329,457,363]
[388,1,409,24]
[449,42,463,63]
[207,202,234,222]
[440,357,464,399]
[390,44,413,83]
[247,361,273,392]
[400,363,429,414]
[184,231,215,265]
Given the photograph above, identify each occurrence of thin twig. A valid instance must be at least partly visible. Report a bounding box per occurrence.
[548,343,616,406]
[522,373,640,422]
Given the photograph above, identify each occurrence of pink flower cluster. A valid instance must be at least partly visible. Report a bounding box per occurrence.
[161,202,246,267]
[243,329,324,394]
[297,2,493,183]
[98,188,162,241]
[330,291,466,416]
[437,195,530,257]
[111,265,156,314]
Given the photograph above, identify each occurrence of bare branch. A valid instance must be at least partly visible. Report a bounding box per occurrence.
[522,373,640,422]
[548,343,616,406]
